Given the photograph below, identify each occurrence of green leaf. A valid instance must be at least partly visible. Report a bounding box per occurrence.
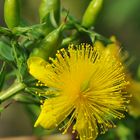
[12,41,28,81]
[12,23,53,39]
[0,41,14,61]
[0,26,12,36]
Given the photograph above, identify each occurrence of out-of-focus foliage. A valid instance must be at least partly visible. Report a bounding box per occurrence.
[96,0,140,74]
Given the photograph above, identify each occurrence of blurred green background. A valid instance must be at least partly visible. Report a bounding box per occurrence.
[0,0,140,139]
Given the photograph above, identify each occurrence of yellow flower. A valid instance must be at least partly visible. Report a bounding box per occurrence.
[94,36,120,59]
[128,80,140,117]
[28,44,129,140]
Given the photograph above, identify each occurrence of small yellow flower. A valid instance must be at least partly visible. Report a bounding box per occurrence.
[28,44,129,140]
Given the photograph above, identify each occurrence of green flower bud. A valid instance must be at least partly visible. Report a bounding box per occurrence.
[30,25,63,61]
[39,0,60,26]
[82,0,103,28]
[4,0,20,29]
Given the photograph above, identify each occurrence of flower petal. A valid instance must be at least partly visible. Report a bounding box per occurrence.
[27,57,49,84]
[35,96,75,129]
[74,108,98,140]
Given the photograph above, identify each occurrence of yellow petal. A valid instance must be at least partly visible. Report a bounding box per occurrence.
[94,41,105,51]
[105,43,120,58]
[27,57,49,84]
[128,80,140,117]
[75,108,98,140]
[35,96,75,129]
[105,36,121,58]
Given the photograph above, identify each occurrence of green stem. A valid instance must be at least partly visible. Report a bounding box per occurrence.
[0,81,25,103]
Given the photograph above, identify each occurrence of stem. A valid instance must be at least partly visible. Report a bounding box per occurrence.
[0,82,25,103]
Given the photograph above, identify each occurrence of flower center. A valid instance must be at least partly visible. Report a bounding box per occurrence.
[80,79,90,93]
